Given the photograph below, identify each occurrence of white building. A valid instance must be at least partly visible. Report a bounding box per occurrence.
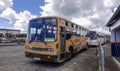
[0,29,20,42]
[0,29,20,36]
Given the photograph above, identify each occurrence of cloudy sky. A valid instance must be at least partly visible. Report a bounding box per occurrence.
[0,0,120,33]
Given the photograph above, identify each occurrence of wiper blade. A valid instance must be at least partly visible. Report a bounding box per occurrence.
[29,34,37,43]
[29,38,34,43]
[43,41,47,45]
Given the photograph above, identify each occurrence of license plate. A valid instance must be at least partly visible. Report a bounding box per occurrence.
[34,57,41,60]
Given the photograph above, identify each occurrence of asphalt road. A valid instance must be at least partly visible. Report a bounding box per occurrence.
[0,45,98,71]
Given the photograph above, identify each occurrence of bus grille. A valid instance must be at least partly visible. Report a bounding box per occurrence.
[32,47,53,52]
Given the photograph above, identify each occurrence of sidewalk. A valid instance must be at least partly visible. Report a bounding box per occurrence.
[102,43,120,71]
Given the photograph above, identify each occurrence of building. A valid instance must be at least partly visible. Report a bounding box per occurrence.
[106,5,120,62]
[0,29,20,42]
[0,29,20,35]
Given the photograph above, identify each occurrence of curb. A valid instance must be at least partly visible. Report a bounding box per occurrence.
[112,57,120,68]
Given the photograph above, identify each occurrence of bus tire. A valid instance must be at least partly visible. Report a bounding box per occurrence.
[68,47,73,58]
[85,46,88,50]
[85,43,89,50]
[68,50,72,59]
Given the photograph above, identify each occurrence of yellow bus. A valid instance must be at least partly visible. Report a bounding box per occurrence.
[25,16,89,63]
[16,34,27,43]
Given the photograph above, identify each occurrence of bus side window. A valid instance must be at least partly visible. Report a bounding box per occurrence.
[71,32,77,37]
[66,33,71,40]
[60,27,64,32]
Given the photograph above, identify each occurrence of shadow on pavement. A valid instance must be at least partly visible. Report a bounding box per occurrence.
[88,45,98,48]
[27,47,95,68]
[29,60,64,68]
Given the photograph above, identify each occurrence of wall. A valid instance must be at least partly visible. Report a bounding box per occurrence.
[111,31,115,42]
[116,29,120,42]
[111,29,120,42]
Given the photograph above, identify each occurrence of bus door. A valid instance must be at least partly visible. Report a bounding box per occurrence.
[60,27,66,53]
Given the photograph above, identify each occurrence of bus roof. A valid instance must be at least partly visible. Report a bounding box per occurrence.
[29,16,89,31]
[29,16,59,21]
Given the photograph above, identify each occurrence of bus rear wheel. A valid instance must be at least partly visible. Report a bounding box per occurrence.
[85,43,89,50]
[68,47,73,59]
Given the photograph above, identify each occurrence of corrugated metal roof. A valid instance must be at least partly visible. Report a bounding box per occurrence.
[0,28,20,31]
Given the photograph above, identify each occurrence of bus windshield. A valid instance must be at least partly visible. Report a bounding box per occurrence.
[27,18,57,43]
[90,31,97,40]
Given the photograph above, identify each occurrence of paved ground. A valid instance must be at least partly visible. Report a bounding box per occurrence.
[102,43,120,71]
[0,42,24,46]
[0,45,99,71]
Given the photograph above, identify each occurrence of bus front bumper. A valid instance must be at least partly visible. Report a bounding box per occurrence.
[25,52,60,62]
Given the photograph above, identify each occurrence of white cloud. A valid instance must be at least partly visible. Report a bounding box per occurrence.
[0,0,37,33]
[14,10,37,32]
[92,27,110,34]
[0,8,37,32]
[104,0,120,8]
[72,17,93,28]
[0,8,18,20]
[40,0,54,16]
[0,0,13,10]
[0,0,15,23]
[40,0,120,34]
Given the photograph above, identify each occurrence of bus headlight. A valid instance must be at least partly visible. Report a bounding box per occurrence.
[25,46,32,49]
[47,48,53,52]
[54,52,58,55]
